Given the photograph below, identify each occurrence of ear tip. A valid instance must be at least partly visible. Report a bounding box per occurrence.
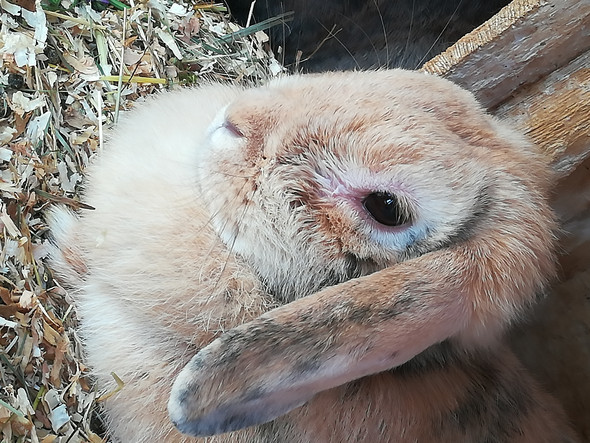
[167,368,256,437]
[168,415,219,438]
[167,389,214,437]
[167,413,217,438]
[167,344,315,437]
[167,394,258,437]
[167,386,190,431]
[167,367,201,435]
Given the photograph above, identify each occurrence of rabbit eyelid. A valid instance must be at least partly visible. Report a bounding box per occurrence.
[220,120,244,138]
[207,113,245,143]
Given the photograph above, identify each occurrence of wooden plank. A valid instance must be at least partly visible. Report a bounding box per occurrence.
[493,51,590,177]
[422,0,590,109]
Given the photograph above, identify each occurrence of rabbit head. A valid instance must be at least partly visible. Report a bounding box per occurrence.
[169,70,557,436]
[195,70,525,303]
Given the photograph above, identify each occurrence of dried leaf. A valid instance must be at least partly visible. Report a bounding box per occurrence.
[0,405,11,424]
[42,319,62,347]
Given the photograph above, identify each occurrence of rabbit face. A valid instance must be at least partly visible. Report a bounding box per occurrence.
[165,72,561,438]
[195,71,495,302]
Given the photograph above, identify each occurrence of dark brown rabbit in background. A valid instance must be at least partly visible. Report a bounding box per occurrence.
[48,69,579,442]
[225,0,512,71]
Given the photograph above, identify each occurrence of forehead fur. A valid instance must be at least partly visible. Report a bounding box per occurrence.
[195,68,553,300]
[223,70,497,161]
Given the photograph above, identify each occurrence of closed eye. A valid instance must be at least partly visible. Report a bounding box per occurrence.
[222,120,244,138]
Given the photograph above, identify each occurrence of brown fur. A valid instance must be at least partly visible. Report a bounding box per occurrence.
[48,70,579,442]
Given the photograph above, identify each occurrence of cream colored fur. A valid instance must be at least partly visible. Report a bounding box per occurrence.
[48,70,579,442]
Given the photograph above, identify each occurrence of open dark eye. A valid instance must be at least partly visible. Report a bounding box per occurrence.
[362,192,410,227]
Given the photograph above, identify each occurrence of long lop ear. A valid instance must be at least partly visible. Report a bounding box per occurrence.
[168,198,555,437]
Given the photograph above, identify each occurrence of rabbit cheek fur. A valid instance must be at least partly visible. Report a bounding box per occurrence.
[47,70,578,442]
[47,85,274,442]
[198,74,494,303]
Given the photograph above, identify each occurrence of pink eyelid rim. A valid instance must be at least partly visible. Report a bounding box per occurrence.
[323,181,417,233]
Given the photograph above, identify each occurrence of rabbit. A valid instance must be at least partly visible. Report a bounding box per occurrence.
[47,69,580,443]
[225,0,511,71]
